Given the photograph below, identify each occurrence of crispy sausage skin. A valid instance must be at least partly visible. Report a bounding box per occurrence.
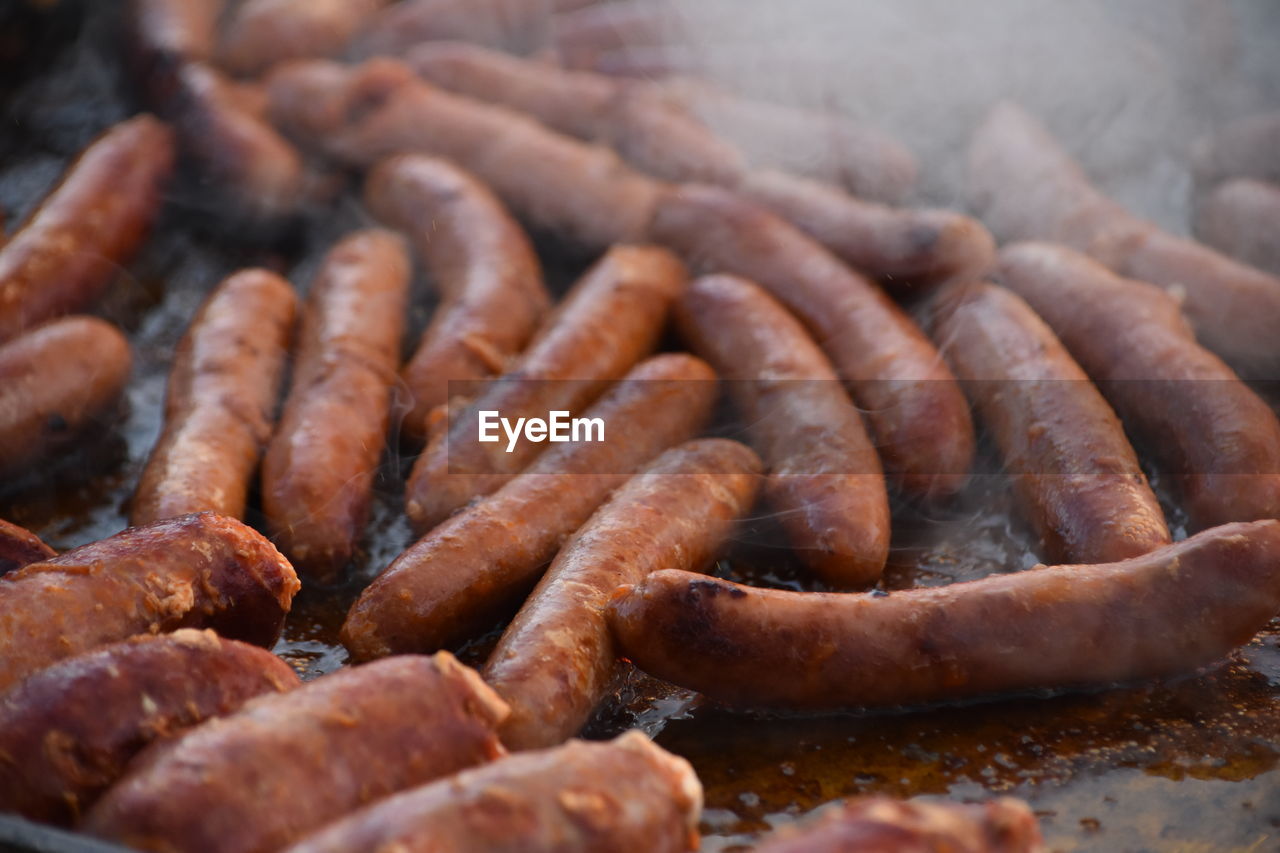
[343,353,718,660]
[649,183,974,500]
[283,732,702,853]
[608,520,1280,710]
[675,274,890,587]
[0,518,54,575]
[994,243,1280,531]
[485,439,761,751]
[404,244,686,532]
[363,155,549,444]
[132,269,297,526]
[0,317,131,477]
[1195,177,1280,277]
[929,281,1170,563]
[261,230,409,583]
[0,513,300,693]
[218,0,390,77]
[0,116,174,343]
[0,629,300,825]
[83,653,508,853]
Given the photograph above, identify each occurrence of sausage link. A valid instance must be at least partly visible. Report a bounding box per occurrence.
[0,629,299,825]
[675,274,889,587]
[343,353,718,660]
[1195,177,1280,277]
[0,518,55,575]
[218,0,390,77]
[485,438,761,750]
[132,269,297,525]
[929,281,1169,563]
[552,0,677,73]
[261,230,410,582]
[0,116,174,343]
[83,653,508,853]
[363,155,549,444]
[0,513,300,693]
[404,244,686,532]
[608,519,1280,710]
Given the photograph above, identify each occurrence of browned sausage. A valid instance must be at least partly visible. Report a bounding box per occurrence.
[929,281,1169,563]
[608,519,1280,710]
[404,244,686,532]
[343,353,718,660]
[0,317,131,477]
[0,629,300,825]
[0,116,174,343]
[994,242,1280,531]
[363,155,549,444]
[0,513,300,693]
[648,183,974,500]
[132,269,297,526]
[83,653,508,853]
[0,518,54,575]
[675,274,889,587]
[968,102,1280,376]
[353,0,559,58]
[1195,177,1280,276]
[218,0,390,77]
[484,438,761,750]
[1191,111,1280,187]
[283,732,702,853]
[261,230,409,583]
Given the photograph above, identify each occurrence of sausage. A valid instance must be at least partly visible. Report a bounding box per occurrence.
[363,155,549,444]
[404,244,686,532]
[1195,177,1280,276]
[0,518,55,575]
[1191,111,1280,187]
[343,353,718,660]
[929,281,1170,563]
[553,0,678,73]
[0,629,300,825]
[675,274,889,587]
[282,732,702,853]
[607,519,1280,710]
[994,242,1280,531]
[0,317,131,477]
[218,0,390,77]
[0,513,300,693]
[261,230,410,582]
[126,0,224,90]
[353,0,559,58]
[484,439,761,751]
[648,183,974,500]
[968,101,1280,377]
[132,269,297,526]
[0,115,174,343]
[83,653,508,853]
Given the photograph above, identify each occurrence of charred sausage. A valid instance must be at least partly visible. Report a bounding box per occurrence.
[1195,177,1280,276]
[0,518,54,575]
[218,0,390,77]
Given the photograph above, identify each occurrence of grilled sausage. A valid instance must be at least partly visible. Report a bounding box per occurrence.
[930,281,1169,563]
[608,519,1280,710]
[675,274,889,587]
[261,230,409,582]
[0,518,54,575]
[283,732,702,853]
[1195,177,1280,276]
[484,439,761,750]
[0,629,299,825]
[0,116,174,343]
[132,269,297,525]
[0,317,131,477]
[648,183,974,500]
[218,0,390,77]
[83,653,508,853]
[1191,111,1280,187]
[353,0,559,58]
[0,513,300,693]
[994,243,1280,530]
[404,244,686,532]
[343,353,718,660]
[363,155,548,444]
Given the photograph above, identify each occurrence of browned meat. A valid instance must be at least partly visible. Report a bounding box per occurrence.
[0,518,54,575]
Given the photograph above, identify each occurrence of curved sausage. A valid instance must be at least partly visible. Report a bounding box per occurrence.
[648,183,974,500]
[363,155,548,444]
[132,269,297,526]
[404,244,686,532]
[83,653,508,853]
[929,281,1169,563]
[0,513,300,693]
[261,229,409,582]
[1191,111,1280,187]
[607,519,1280,710]
[484,438,761,750]
[283,732,701,853]
[0,115,174,343]
[343,353,718,660]
[0,518,54,575]
[218,0,390,77]
[0,316,131,477]
[0,629,299,825]
[675,274,889,587]
[994,242,1280,531]
[1195,177,1280,276]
